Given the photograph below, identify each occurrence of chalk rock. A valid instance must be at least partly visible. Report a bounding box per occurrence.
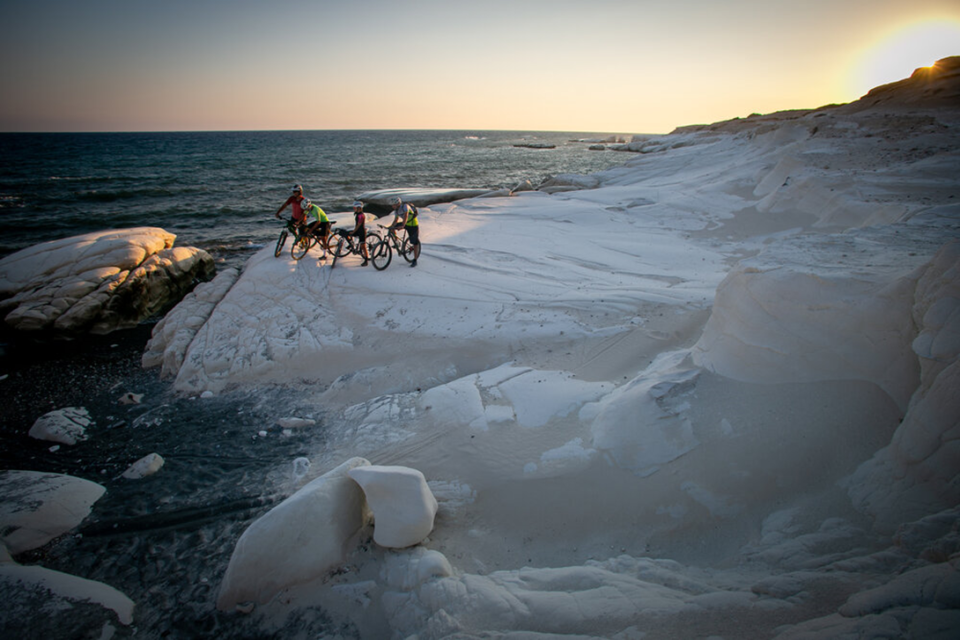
[118,392,143,405]
[846,242,960,531]
[276,417,317,430]
[28,407,92,445]
[347,465,438,549]
[216,457,371,610]
[121,453,164,479]
[588,350,701,476]
[0,555,135,630]
[511,179,535,193]
[538,173,601,192]
[0,227,215,336]
[0,470,106,554]
[356,188,489,209]
[692,238,921,412]
[142,266,240,378]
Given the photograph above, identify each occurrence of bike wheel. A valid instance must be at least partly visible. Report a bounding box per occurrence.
[274,230,288,257]
[291,234,315,260]
[401,237,421,263]
[363,234,379,258]
[324,234,339,255]
[331,233,351,258]
[331,238,345,267]
[371,240,392,271]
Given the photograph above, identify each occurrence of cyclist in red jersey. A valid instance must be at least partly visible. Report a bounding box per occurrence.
[275,184,306,227]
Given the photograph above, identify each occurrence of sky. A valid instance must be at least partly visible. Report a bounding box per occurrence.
[1,0,958,133]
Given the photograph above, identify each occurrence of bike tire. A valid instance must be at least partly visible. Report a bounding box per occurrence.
[274,230,288,257]
[324,234,339,254]
[291,234,315,260]
[331,233,351,258]
[371,240,392,271]
[363,234,380,258]
[401,237,421,263]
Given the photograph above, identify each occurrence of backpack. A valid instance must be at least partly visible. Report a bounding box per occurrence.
[408,204,418,219]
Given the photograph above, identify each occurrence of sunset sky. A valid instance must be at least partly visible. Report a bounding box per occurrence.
[1,0,958,133]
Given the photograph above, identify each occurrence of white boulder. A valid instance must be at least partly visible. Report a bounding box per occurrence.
[0,227,215,335]
[216,457,371,610]
[356,188,489,208]
[0,555,135,628]
[121,453,165,479]
[347,465,438,549]
[27,407,92,446]
[0,470,106,554]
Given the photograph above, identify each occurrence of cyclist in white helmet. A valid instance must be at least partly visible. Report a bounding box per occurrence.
[388,195,420,267]
[352,201,369,267]
[302,199,331,262]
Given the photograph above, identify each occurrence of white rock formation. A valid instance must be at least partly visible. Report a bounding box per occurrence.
[691,234,923,411]
[844,241,960,532]
[142,266,240,377]
[347,465,438,549]
[0,227,214,335]
[356,187,490,208]
[216,457,371,610]
[27,407,92,446]
[0,470,106,554]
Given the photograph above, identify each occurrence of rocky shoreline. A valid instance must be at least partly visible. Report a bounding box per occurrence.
[0,323,160,469]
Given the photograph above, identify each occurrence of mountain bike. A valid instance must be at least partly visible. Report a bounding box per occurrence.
[380,225,421,264]
[329,228,387,270]
[274,219,337,260]
[291,221,337,261]
[274,219,301,257]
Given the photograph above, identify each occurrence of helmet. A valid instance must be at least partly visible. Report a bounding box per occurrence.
[352,201,364,210]
[390,196,402,206]
[301,199,312,210]
[292,184,303,194]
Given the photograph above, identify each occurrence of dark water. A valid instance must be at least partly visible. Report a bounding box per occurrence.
[0,130,629,269]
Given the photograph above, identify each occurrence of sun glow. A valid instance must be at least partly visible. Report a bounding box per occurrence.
[849,19,960,98]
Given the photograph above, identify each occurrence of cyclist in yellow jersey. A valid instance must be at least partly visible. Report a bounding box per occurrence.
[302,199,331,262]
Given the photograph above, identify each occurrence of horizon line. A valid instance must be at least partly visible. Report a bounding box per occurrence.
[0,127,663,136]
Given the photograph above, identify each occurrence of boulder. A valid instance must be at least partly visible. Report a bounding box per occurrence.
[356,188,490,210]
[121,453,164,479]
[28,407,92,446]
[216,457,371,610]
[0,227,215,336]
[347,465,438,548]
[0,554,135,629]
[0,470,106,554]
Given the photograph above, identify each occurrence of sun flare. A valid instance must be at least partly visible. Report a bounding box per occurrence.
[850,18,960,97]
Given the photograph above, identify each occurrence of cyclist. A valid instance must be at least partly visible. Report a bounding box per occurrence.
[275,184,307,228]
[352,200,370,267]
[388,196,420,267]
[302,199,331,262]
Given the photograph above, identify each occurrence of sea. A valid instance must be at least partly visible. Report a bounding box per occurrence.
[0,129,634,638]
[0,129,632,270]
